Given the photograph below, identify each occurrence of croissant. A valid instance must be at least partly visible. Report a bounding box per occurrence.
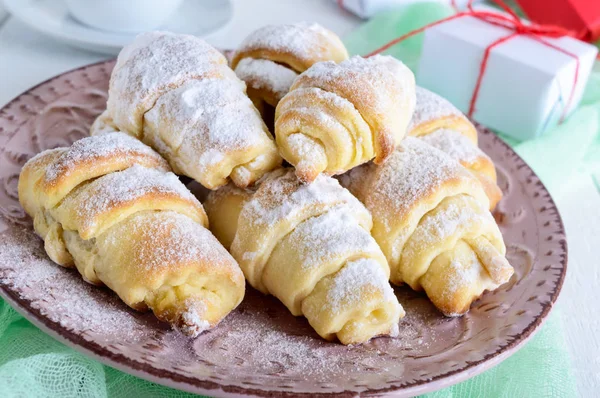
[205,169,404,344]
[231,23,348,113]
[340,138,513,316]
[91,31,281,190]
[18,132,245,336]
[275,55,416,183]
[409,87,502,209]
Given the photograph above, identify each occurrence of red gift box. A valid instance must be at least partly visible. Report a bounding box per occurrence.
[516,0,600,42]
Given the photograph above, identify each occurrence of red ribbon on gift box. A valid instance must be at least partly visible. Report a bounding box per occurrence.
[360,0,582,123]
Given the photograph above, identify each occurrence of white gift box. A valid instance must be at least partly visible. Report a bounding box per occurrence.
[334,0,481,19]
[417,12,598,140]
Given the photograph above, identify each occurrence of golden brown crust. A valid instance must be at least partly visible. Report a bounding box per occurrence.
[418,128,502,210]
[95,31,281,190]
[276,55,416,183]
[232,24,348,122]
[18,133,245,336]
[40,134,169,209]
[408,87,478,144]
[340,138,513,316]
[231,23,348,72]
[246,81,284,108]
[409,115,478,144]
[408,87,501,209]
[205,169,404,344]
[373,129,396,164]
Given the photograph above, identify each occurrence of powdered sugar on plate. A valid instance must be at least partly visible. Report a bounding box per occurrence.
[0,227,152,341]
[0,225,473,385]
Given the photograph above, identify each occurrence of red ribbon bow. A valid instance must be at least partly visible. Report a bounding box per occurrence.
[359,0,581,122]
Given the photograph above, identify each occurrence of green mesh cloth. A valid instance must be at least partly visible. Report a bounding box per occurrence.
[1,2,597,397]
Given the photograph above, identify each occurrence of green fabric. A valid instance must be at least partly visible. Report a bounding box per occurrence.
[0,2,597,397]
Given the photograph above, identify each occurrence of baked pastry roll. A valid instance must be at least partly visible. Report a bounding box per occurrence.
[91,31,281,190]
[409,87,502,209]
[18,132,245,336]
[421,129,502,210]
[205,169,404,344]
[340,138,513,316]
[408,86,478,142]
[231,23,348,113]
[275,55,416,183]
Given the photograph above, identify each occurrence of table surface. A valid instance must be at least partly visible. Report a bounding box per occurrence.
[0,0,598,396]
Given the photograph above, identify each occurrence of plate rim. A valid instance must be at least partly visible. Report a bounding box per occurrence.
[0,60,568,397]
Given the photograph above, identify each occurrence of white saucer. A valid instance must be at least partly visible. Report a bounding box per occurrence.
[4,0,233,55]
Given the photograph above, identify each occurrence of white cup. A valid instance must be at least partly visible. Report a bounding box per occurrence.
[65,0,185,33]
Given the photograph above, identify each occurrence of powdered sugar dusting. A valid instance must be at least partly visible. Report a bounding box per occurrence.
[234,58,298,101]
[43,132,164,183]
[445,259,484,299]
[235,23,343,69]
[102,211,233,274]
[244,169,366,228]
[287,133,325,160]
[63,165,200,233]
[284,206,379,270]
[408,86,465,133]
[144,77,272,177]
[420,129,490,165]
[297,55,414,119]
[413,199,489,251]
[327,258,396,314]
[0,227,151,340]
[108,31,227,133]
[177,301,210,337]
[353,138,466,224]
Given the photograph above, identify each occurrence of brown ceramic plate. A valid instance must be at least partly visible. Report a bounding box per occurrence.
[0,60,567,397]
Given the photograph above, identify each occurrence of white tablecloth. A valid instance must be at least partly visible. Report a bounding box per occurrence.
[0,0,598,395]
